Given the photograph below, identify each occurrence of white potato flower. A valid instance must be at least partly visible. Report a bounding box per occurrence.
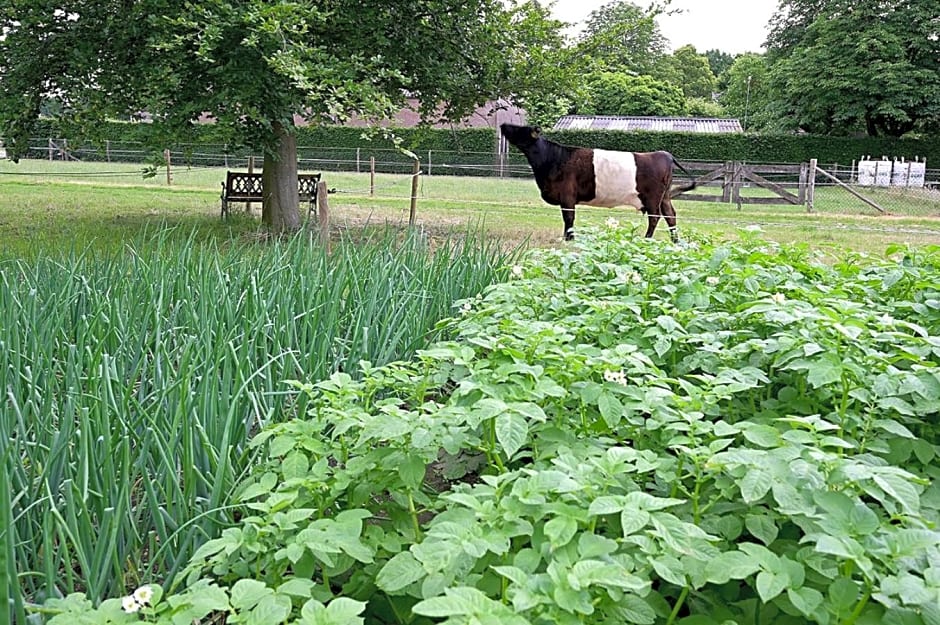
[122,596,141,613]
[133,585,153,605]
[603,369,628,386]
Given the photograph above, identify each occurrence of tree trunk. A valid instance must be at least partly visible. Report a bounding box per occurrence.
[261,121,301,233]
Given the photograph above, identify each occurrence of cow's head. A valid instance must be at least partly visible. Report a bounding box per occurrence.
[500,123,541,149]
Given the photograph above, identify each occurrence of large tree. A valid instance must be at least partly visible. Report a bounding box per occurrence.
[0,0,561,231]
[576,0,672,77]
[667,45,718,100]
[766,0,940,136]
[719,54,773,132]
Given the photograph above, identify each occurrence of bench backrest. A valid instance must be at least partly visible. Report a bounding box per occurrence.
[224,171,322,199]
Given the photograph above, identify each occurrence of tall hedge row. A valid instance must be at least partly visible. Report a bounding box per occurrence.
[24,120,939,167]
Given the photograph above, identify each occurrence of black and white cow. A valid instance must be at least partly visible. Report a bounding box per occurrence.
[501,123,696,241]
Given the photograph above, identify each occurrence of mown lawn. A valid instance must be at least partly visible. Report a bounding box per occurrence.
[2,160,939,259]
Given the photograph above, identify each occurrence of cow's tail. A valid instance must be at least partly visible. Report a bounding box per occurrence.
[670,156,697,197]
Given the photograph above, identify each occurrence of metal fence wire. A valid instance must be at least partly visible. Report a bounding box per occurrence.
[12,138,940,219]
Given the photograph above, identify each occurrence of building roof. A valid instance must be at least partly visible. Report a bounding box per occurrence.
[554,115,743,134]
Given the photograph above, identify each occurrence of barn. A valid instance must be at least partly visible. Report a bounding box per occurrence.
[552,115,744,133]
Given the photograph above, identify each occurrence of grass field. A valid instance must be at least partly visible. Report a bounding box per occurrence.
[2,159,939,258]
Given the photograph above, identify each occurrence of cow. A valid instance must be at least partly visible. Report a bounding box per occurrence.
[500,123,696,242]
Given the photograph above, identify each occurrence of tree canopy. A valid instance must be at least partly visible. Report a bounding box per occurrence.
[581,71,686,116]
[767,0,940,136]
[667,45,718,100]
[0,0,569,229]
[576,0,670,77]
[2,0,938,178]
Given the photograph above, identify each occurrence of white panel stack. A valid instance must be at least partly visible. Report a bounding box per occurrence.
[857,156,925,187]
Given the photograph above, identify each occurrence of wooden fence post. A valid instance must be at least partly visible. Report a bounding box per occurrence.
[370,157,375,196]
[317,180,330,253]
[164,149,173,185]
[806,158,817,212]
[409,158,420,227]
[48,138,54,161]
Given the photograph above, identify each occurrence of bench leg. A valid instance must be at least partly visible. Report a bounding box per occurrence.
[221,199,227,219]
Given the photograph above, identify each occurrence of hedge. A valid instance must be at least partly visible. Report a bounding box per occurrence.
[20,120,940,169]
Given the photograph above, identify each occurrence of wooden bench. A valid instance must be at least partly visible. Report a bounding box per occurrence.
[220,171,321,218]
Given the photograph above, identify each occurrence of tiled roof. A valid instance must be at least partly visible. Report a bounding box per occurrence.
[554,115,743,133]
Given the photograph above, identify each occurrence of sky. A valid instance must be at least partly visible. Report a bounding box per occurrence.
[550,0,779,55]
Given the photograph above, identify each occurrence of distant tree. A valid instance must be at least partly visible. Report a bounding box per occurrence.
[502,2,586,127]
[704,49,736,80]
[719,54,773,131]
[767,0,940,136]
[668,45,718,99]
[576,0,671,77]
[686,97,725,118]
[581,72,686,116]
[0,0,565,231]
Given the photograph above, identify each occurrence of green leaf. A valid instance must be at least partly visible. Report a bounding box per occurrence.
[651,555,686,586]
[493,565,529,585]
[624,491,685,510]
[870,470,921,514]
[739,467,773,503]
[745,514,779,546]
[598,390,624,428]
[376,551,425,593]
[412,587,488,617]
[246,594,292,625]
[806,357,843,388]
[544,515,578,548]
[618,594,657,624]
[621,507,651,536]
[787,586,824,617]
[874,419,916,439]
[704,550,761,584]
[230,579,271,610]
[325,598,367,624]
[589,495,625,516]
[398,454,426,490]
[282,450,309,480]
[511,401,547,422]
[495,412,528,458]
[756,570,787,602]
[277,578,315,598]
[828,578,860,610]
[168,581,230,621]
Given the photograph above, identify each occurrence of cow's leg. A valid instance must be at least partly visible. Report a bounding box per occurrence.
[640,192,660,238]
[660,196,679,242]
[561,205,576,240]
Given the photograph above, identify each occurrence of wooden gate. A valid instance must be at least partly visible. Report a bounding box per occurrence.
[673,161,809,208]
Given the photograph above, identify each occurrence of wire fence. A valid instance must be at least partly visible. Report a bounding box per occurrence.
[21,138,534,178]
[6,137,940,225]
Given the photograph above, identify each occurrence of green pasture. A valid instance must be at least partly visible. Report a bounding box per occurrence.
[1,159,939,259]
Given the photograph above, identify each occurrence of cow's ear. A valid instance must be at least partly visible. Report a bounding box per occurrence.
[531,126,541,138]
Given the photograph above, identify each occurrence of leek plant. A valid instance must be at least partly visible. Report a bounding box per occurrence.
[0,225,517,610]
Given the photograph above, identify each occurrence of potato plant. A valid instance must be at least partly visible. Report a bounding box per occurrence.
[40,228,940,625]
